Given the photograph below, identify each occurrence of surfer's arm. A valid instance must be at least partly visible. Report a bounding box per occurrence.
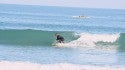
[56,35,64,43]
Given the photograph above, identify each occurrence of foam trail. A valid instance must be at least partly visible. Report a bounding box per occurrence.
[55,33,120,49]
[0,61,124,70]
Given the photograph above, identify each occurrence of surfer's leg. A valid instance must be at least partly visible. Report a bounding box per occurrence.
[58,40,61,43]
[61,39,64,43]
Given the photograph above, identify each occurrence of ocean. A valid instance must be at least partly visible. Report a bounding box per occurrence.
[0,4,125,70]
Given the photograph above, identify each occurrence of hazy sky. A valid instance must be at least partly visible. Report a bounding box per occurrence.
[0,0,125,9]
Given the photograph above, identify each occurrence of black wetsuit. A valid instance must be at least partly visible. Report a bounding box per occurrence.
[56,35,64,43]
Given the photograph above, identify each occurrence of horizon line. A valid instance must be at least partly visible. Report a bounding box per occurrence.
[0,3,125,10]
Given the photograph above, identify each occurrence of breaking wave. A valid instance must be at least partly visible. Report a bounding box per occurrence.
[0,29,125,51]
[0,61,124,70]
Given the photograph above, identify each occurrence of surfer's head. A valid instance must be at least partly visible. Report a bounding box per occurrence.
[55,33,59,37]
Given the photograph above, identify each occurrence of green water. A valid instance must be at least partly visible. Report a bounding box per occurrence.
[0,29,78,46]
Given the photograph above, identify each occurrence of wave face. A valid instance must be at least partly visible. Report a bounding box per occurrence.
[0,29,77,46]
[0,29,125,51]
[118,33,125,51]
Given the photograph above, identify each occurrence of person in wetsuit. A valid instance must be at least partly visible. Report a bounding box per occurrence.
[55,34,65,43]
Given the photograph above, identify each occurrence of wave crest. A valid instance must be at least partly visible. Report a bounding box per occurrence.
[55,33,120,51]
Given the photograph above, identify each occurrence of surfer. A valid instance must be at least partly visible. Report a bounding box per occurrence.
[55,33,65,43]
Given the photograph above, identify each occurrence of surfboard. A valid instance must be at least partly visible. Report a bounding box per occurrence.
[52,43,64,47]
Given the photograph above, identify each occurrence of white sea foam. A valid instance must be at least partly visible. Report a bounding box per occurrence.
[0,61,124,70]
[54,33,120,50]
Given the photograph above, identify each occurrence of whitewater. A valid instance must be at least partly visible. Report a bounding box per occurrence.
[0,4,125,70]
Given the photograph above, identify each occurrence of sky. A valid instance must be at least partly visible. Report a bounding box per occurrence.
[0,0,125,9]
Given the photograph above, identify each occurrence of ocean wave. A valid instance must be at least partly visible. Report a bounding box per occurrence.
[53,33,125,51]
[0,29,77,46]
[0,29,125,51]
[0,61,124,70]
[64,33,119,46]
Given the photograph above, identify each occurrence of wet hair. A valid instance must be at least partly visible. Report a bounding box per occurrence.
[55,33,59,36]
